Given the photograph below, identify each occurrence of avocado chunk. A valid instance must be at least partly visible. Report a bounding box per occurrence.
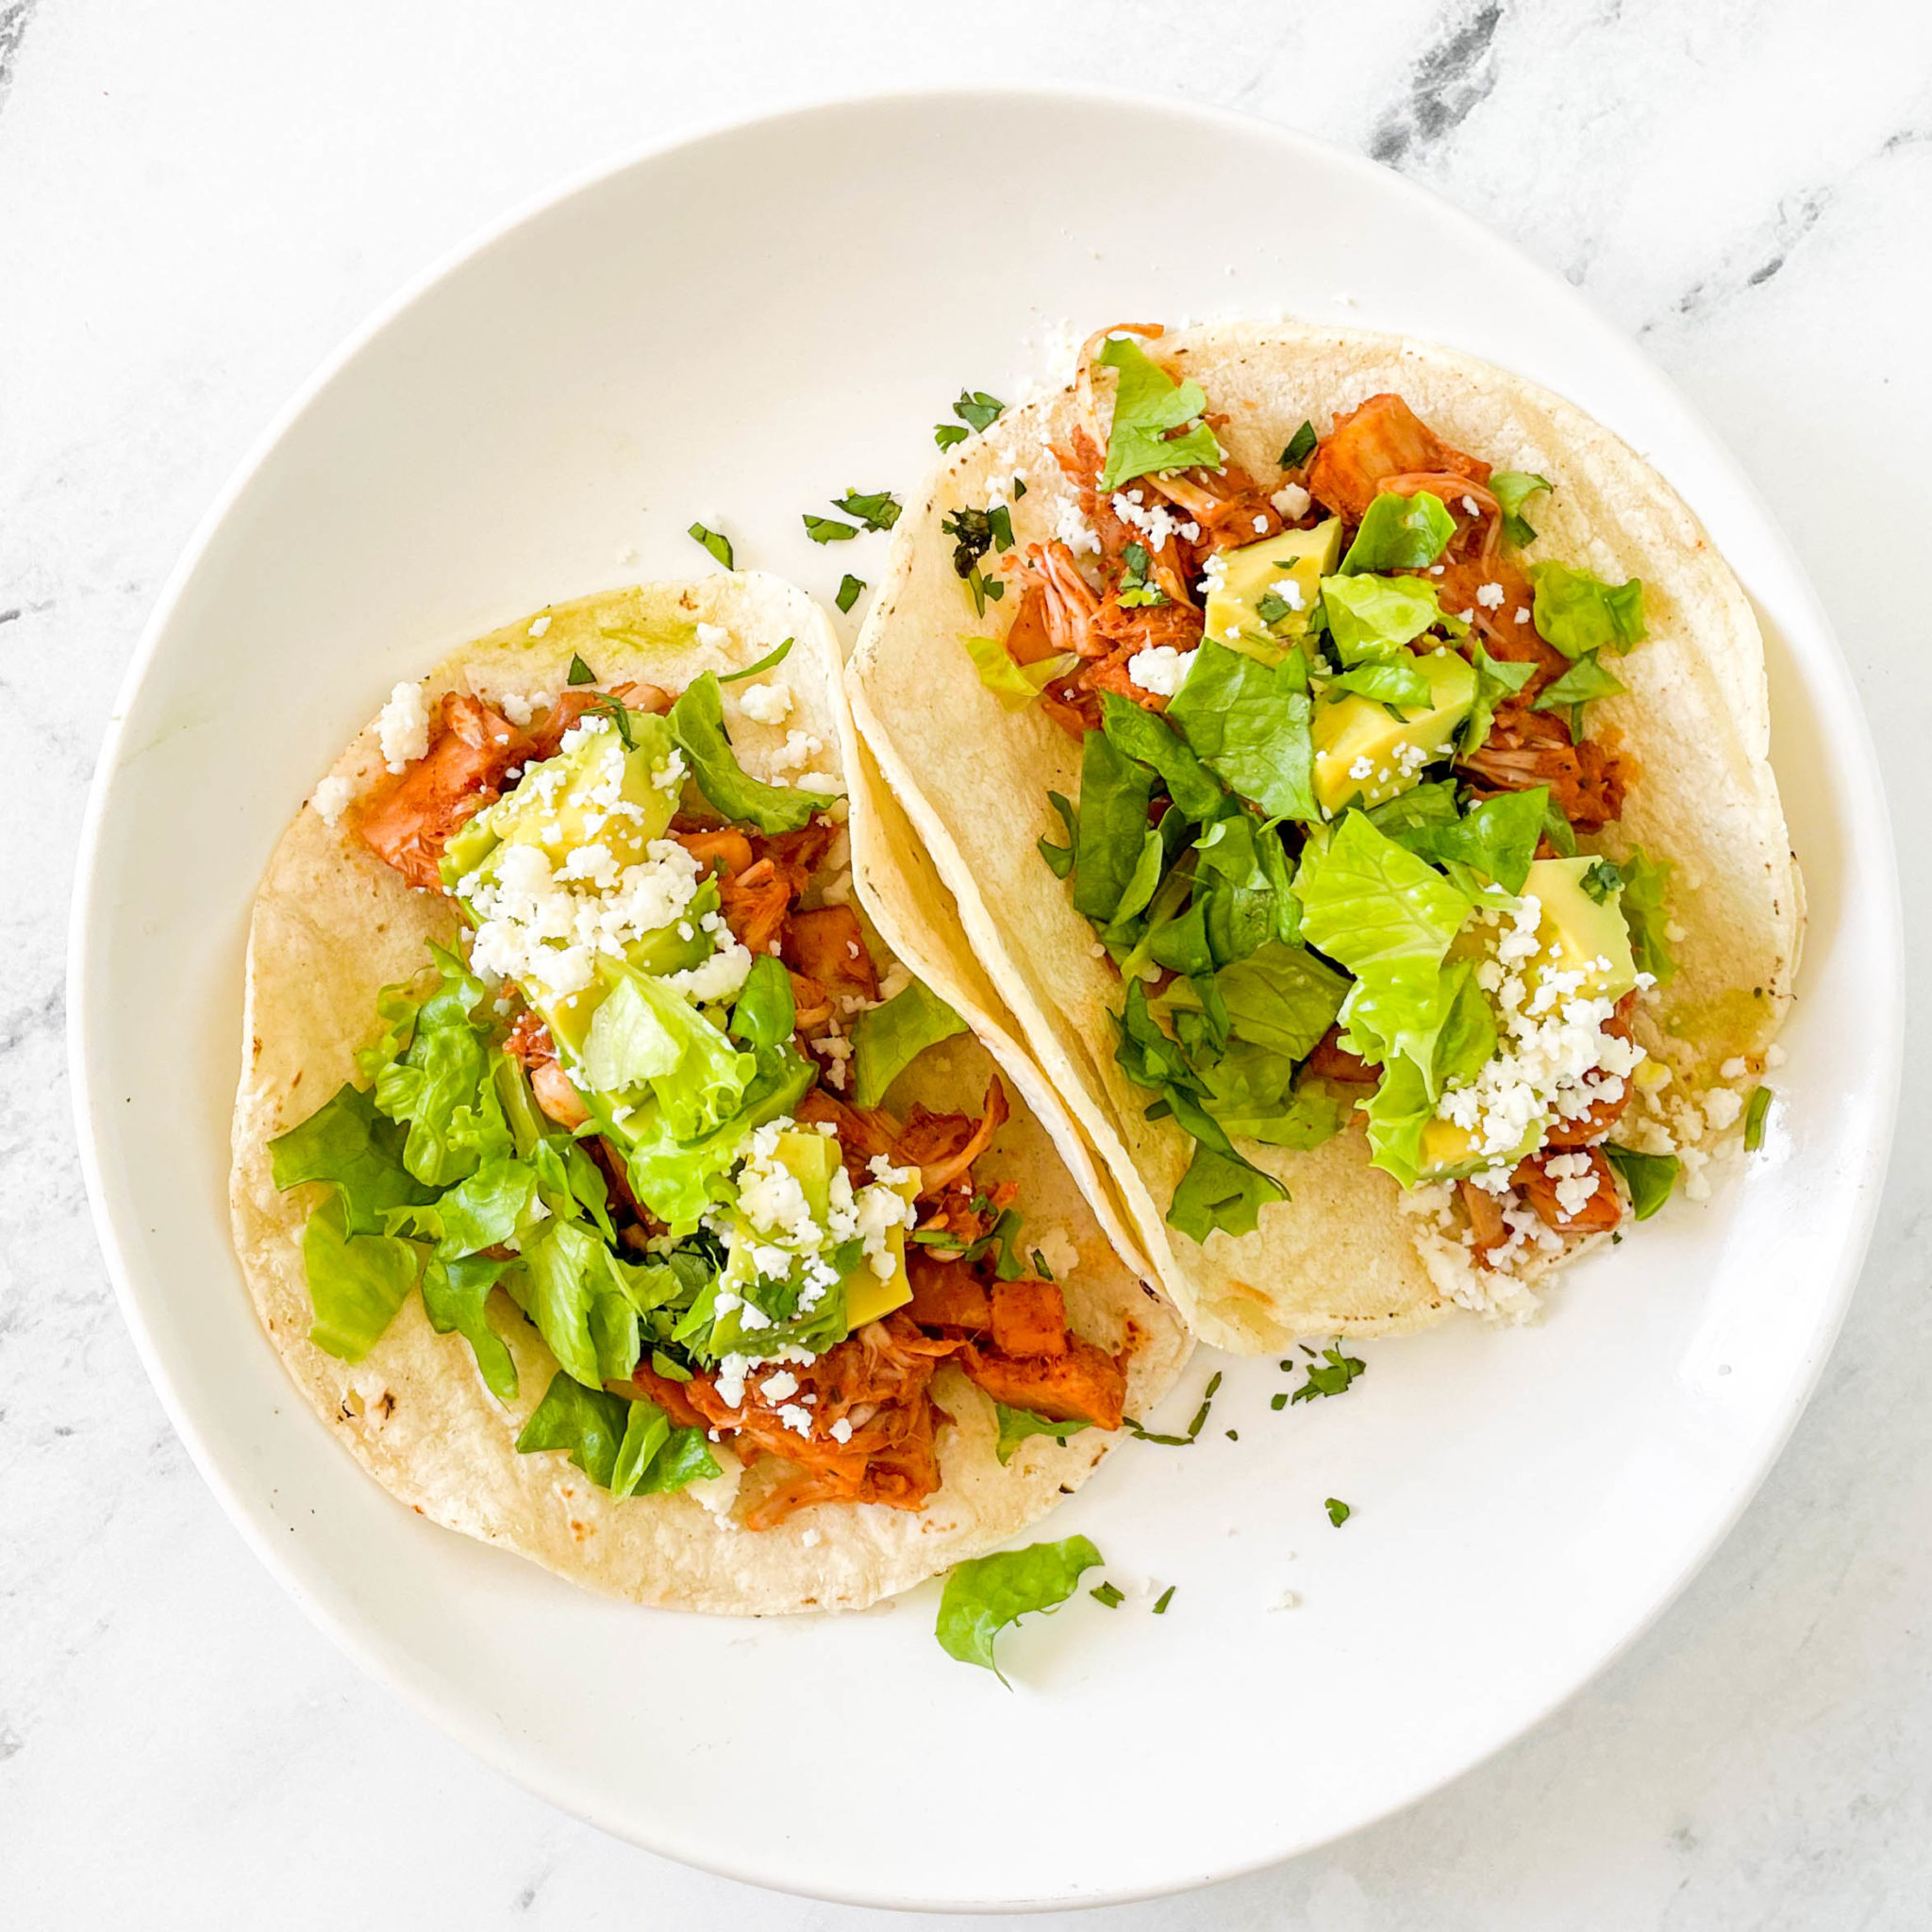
[1203,517,1344,661]
[1414,1113,1540,1184]
[484,712,682,871]
[1311,649,1476,813]
[1523,857,1638,1002]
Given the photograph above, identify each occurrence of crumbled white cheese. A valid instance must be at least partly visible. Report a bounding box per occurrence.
[1126,646,1197,697]
[376,680,431,773]
[1033,1224,1080,1281]
[1270,483,1311,519]
[1267,575,1306,612]
[738,679,792,725]
[768,729,823,775]
[528,614,552,639]
[311,775,353,826]
[1720,1056,1748,1080]
[1054,494,1101,558]
[1475,581,1506,609]
[1515,608,1531,624]
[1111,489,1200,551]
[1765,1042,1788,1069]
[1702,1088,1744,1133]
[498,692,535,728]
[695,621,732,653]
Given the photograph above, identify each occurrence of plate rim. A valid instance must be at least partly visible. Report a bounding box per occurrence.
[67,80,1905,1909]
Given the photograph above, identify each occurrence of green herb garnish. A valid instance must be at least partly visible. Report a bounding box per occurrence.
[1152,1585,1176,1615]
[836,573,865,614]
[566,653,597,686]
[803,513,859,544]
[1091,1581,1124,1608]
[688,522,734,569]
[1324,1497,1352,1527]
[1281,421,1318,468]
[1743,1084,1773,1152]
[833,489,902,532]
[1291,1344,1366,1404]
[716,637,794,683]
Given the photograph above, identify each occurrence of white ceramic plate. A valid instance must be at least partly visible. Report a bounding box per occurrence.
[72,90,1900,1910]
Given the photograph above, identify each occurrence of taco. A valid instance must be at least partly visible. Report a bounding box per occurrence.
[229,574,1187,1613]
[848,322,1801,1353]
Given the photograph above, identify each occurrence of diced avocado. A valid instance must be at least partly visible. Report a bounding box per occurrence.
[1523,857,1638,1002]
[1311,649,1476,813]
[843,1169,920,1327]
[484,711,682,870]
[1414,1114,1540,1183]
[1203,517,1344,661]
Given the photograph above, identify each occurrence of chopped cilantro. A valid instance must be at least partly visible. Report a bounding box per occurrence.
[1281,421,1318,468]
[688,522,734,569]
[1270,1391,1289,1411]
[803,513,859,544]
[1257,589,1294,626]
[1579,858,1624,904]
[935,424,969,451]
[584,693,636,749]
[836,573,865,614]
[1091,1582,1124,1608]
[1743,1084,1773,1152]
[566,653,597,686]
[1152,1585,1176,1615]
[1118,541,1169,608]
[716,637,793,683]
[1184,1370,1223,1441]
[1030,1247,1054,1281]
[1324,1497,1352,1527]
[833,488,902,532]
[955,389,1006,433]
[1290,1344,1366,1404]
[1125,1420,1193,1447]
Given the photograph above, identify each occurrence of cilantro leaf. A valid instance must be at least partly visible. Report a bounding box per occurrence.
[1291,1343,1366,1403]
[935,424,969,450]
[566,653,597,686]
[1324,1497,1353,1527]
[803,514,859,544]
[935,1536,1101,1682]
[833,489,901,532]
[1094,337,1224,491]
[716,638,793,683]
[954,389,1006,434]
[1743,1084,1773,1152]
[688,522,734,570]
[1091,1582,1124,1608]
[1282,421,1318,468]
[836,573,865,614]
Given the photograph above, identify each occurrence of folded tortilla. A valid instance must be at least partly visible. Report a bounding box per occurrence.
[229,574,1189,1612]
[848,321,1803,1353]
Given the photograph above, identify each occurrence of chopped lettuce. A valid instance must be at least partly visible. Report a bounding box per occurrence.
[1326,658,1435,710]
[1165,640,1319,823]
[1167,1141,1286,1244]
[1093,338,1223,491]
[1340,491,1456,575]
[513,1217,641,1387]
[1072,726,1158,920]
[1386,786,1548,893]
[1490,471,1552,548]
[936,1536,1103,1681]
[581,962,757,1142]
[1319,574,1442,664]
[669,671,833,833]
[301,1194,422,1363]
[368,943,499,1189]
[1529,561,1646,658]
[1099,692,1224,821]
[1458,640,1539,756]
[1201,1056,1351,1148]
[420,1254,519,1401]
[1191,812,1302,961]
[963,632,1069,708]
[270,1080,435,1236]
[1213,943,1349,1062]
[850,978,970,1108]
[1533,649,1625,724]
[1037,791,1076,879]
[514,1372,720,1497]
[1616,845,1676,985]
[726,953,795,1052]
[993,1405,1091,1465]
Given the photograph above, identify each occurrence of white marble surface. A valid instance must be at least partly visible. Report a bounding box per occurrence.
[5,1,1928,1922]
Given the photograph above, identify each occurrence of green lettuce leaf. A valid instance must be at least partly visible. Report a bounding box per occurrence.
[1362,1055,1434,1189]
[1165,640,1318,822]
[514,1374,720,1496]
[1389,786,1548,893]
[1201,1053,1352,1147]
[993,1405,1091,1465]
[1529,562,1646,658]
[270,1081,436,1235]
[1458,641,1539,756]
[1533,649,1625,720]
[1490,471,1552,548]
[1616,845,1676,985]
[1093,338,1223,491]
[301,1193,422,1363]
[1167,1141,1287,1244]
[1319,574,1442,664]
[669,672,834,833]
[586,963,756,1141]
[1192,812,1302,962]
[726,953,795,1051]
[421,1254,518,1401]
[1214,942,1349,1061]
[513,1217,641,1387]
[1038,791,1076,879]
[1605,1144,1678,1219]
[1327,658,1434,709]
[1366,779,1461,838]
[962,632,1068,708]
[424,1155,539,1257]
[370,943,498,1189]
[1340,491,1456,575]
[850,978,970,1108]
[1072,725,1158,919]
[1297,812,1473,1055]
[1099,691,1225,822]
[935,1535,1103,1681]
